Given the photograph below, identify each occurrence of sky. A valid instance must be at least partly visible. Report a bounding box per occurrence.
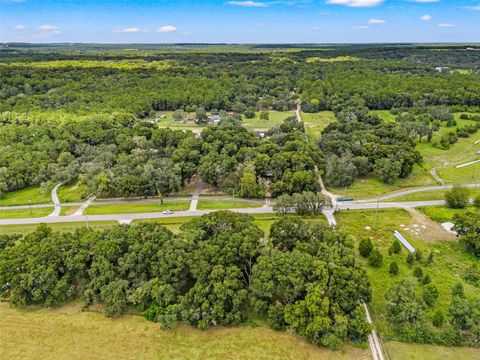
[0,0,479,43]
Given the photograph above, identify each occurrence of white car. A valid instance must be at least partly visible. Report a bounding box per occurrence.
[162,210,174,215]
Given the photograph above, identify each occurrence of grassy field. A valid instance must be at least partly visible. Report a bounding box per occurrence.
[58,182,88,203]
[336,208,480,338]
[85,201,190,215]
[302,111,336,142]
[382,187,480,202]
[0,207,53,219]
[196,200,264,210]
[371,110,396,123]
[385,341,480,360]
[0,187,51,206]
[153,111,293,132]
[60,205,82,216]
[331,164,435,200]
[419,205,479,223]
[0,303,369,360]
[0,221,117,234]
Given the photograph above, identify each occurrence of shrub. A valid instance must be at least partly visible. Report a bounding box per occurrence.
[359,238,373,258]
[422,274,431,285]
[389,261,399,275]
[432,310,444,328]
[452,282,465,298]
[406,253,415,266]
[413,267,424,279]
[422,284,439,307]
[368,249,383,267]
[389,239,402,255]
[474,195,480,209]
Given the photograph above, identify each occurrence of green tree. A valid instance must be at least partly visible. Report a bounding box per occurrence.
[368,249,383,267]
[374,157,402,185]
[260,111,270,122]
[389,261,399,275]
[385,277,425,325]
[359,238,373,258]
[422,284,439,307]
[389,240,402,255]
[445,185,470,209]
[239,172,259,198]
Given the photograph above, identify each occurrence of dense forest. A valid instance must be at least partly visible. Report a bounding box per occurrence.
[1,44,479,196]
[0,213,372,349]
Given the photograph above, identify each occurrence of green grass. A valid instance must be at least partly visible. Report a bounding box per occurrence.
[154,111,293,131]
[415,114,480,185]
[0,303,369,360]
[242,111,294,130]
[0,221,117,234]
[0,207,53,219]
[196,200,264,210]
[385,341,480,360]
[382,187,480,202]
[371,110,397,123]
[85,201,190,215]
[331,164,435,200]
[57,182,88,203]
[59,205,81,216]
[419,205,479,223]
[0,187,51,206]
[336,208,480,339]
[302,111,336,142]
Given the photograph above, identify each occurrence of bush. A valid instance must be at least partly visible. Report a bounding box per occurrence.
[359,238,373,258]
[445,186,470,209]
[389,261,399,275]
[422,274,431,285]
[422,284,439,307]
[368,249,383,267]
[406,253,415,266]
[452,282,465,298]
[389,239,402,255]
[432,310,444,328]
[474,195,480,209]
[413,267,424,279]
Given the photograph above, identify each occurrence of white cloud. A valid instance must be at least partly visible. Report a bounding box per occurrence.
[438,22,454,27]
[326,0,383,7]
[38,24,59,31]
[465,4,480,10]
[368,18,386,24]
[14,24,26,30]
[226,1,268,6]
[420,14,432,21]
[115,27,142,33]
[352,25,370,29]
[157,25,177,32]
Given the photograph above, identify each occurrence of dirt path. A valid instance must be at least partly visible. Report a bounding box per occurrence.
[402,207,455,242]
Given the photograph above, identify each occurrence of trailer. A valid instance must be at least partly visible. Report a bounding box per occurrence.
[393,230,416,253]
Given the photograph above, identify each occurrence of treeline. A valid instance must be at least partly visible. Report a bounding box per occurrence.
[0,212,372,349]
[2,46,480,119]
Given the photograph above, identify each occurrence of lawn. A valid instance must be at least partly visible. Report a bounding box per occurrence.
[154,111,293,132]
[60,205,81,216]
[57,182,88,203]
[0,207,53,219]
[0,303,369,360]
[371,110,397,123]
[385,341,480,360]
[0,187,51,206]
[302,111,336,142]
[242,111,294,130]
[85,201,190,215]
[0,221,117,234]
[196,200,264,210]
[336,208,480,339]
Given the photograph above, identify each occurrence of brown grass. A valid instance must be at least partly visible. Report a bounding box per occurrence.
[0,303,369,360]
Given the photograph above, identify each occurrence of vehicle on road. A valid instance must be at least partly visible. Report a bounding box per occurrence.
[162,210,174,215]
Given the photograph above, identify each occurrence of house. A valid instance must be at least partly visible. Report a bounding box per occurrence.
[435,66,450,73]
[208,115,221,124]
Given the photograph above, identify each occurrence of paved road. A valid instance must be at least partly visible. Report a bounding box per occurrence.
[47,183,62,217]
[0,199,445,226]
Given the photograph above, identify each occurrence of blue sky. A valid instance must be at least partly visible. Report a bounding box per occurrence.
[1,0,479,43]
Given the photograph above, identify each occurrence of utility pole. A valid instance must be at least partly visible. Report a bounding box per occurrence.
[373,196,380,230]
[29,199,32,215]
